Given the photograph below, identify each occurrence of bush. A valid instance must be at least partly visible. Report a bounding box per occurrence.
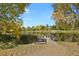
[54,33,79,42]
[0,34,17,42]
[18,34,38,44]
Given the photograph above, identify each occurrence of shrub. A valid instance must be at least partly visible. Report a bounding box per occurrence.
[18,34,38,44]
[54,33,79,42]
[0,34,17,43]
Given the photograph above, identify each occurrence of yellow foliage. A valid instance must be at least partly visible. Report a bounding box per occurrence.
[0,20,22,39]
[53,8,65,21]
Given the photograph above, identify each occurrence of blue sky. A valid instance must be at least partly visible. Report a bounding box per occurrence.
[20,3,55,27]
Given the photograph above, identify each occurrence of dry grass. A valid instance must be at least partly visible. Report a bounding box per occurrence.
[0,43,47,56]
[57,41,79,56]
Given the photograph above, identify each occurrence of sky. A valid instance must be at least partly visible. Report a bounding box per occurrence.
[19,3,55,28]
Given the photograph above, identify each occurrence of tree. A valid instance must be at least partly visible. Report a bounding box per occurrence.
[0,4,29,21]
[51,3,79,42]
[52,3,79,30]
[49,25,56,30]
[52,4,79,16]
[0,3,30,41]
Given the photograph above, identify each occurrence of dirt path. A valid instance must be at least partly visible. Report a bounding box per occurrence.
[22,39,70,56]
[0,39,71,56]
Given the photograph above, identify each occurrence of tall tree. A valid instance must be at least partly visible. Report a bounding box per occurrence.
[52,3,79,30]
[0,3,29,40]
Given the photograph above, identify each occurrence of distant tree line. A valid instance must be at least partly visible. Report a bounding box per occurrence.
[25,24,56,31]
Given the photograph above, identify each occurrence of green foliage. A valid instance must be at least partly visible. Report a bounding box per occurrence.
[0,34,16,42]
[25,24,53,31]
[18,34,37,44]
[0,42,17,49]
[54,33,79,42]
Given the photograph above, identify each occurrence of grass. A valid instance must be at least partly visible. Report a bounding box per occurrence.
[0,43,46,56]
[0,42,17,49]
[57,41,79,56]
